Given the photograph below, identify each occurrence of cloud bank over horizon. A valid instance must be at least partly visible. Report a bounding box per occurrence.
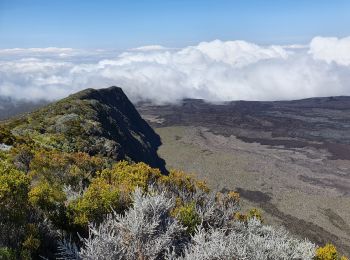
[1,36,350,103]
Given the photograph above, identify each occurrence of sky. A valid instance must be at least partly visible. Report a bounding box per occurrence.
[1,0,350,48]
[0,0,350,102]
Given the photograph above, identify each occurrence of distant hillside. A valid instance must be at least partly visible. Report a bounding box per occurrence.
[0,96,47,120]
[1,86,166,172]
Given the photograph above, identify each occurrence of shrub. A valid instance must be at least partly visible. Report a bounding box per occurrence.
[68,161,164,226]
[168,218,316,260]
[234,208,264,223]
[29,149,105,188]
[0,161,30,224]
[22,224,40,253]
[67,178,122,226]
[315,243,348,260]
[10,144,34,173]
[0,247,16,260]
[247,208,263,222]
[163,170,209,194]
[59,187,318,260]
[59,188,184,260]
[228,191,240,202]
[171,201,201,235]
[0,161,34,257]
[234,212,248,222]
[29,149,70,183]
[29,180,66,213]
[1,151,346,260]
[98,160,163,191]
[0,126,16,145]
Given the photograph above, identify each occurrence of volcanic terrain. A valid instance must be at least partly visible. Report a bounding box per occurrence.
[137,96,350,253]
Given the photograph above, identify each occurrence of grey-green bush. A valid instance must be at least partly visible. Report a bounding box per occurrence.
[58,186,317,260]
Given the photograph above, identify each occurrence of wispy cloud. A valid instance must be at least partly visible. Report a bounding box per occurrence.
[0,36,350,103]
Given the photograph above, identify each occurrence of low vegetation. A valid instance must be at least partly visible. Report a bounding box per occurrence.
[1,151,347,259]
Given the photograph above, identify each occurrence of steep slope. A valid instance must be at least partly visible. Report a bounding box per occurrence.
[1,86,166,172]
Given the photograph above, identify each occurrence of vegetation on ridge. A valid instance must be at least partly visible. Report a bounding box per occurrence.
[0,86,166,171]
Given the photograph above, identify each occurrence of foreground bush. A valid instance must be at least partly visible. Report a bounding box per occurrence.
[58,187,318,260]
[59,188,185,259]
[172,220,315,259]
[67,162,208,227]
[0,161,42,258]
[1,156,347,259]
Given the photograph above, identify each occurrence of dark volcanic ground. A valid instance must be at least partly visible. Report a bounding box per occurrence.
[137,96,350,254]
[139,96,350,161]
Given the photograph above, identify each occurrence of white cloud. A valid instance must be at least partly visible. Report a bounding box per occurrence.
[0,36,350,103]
[195,40,289,67]
[130,45,170,51]
[309,36,350,66]
[0,47,75,55]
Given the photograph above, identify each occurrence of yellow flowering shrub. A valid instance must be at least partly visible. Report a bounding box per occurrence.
[98,160,163,191]
[28,180,66,212]
[68,161,163,226]
[0,161,30,223]
[234,212,248,222]
[68,162,210,228]
[234,208,263,223]
[315,243,348,260]
[228,191,240,202]
[68,178,122,226]
[163,169,209,193]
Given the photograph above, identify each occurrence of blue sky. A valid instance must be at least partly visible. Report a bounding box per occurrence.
[0,0,350,49]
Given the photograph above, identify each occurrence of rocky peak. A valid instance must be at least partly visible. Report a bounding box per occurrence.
[2,86,167,172]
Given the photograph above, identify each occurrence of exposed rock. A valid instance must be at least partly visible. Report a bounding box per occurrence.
[0,143,11,151]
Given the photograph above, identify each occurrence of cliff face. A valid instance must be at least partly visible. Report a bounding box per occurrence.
[2,86,166,172]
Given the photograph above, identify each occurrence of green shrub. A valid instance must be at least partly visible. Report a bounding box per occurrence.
[247,208,263,222]
[29,149,105,187]
[22,224,40,254]
[0,161,30,223]
[0,247,16,260]
[172,201,201,234]
[0,127,16,145]
[28,180,66,212]
[68,178,122,226]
